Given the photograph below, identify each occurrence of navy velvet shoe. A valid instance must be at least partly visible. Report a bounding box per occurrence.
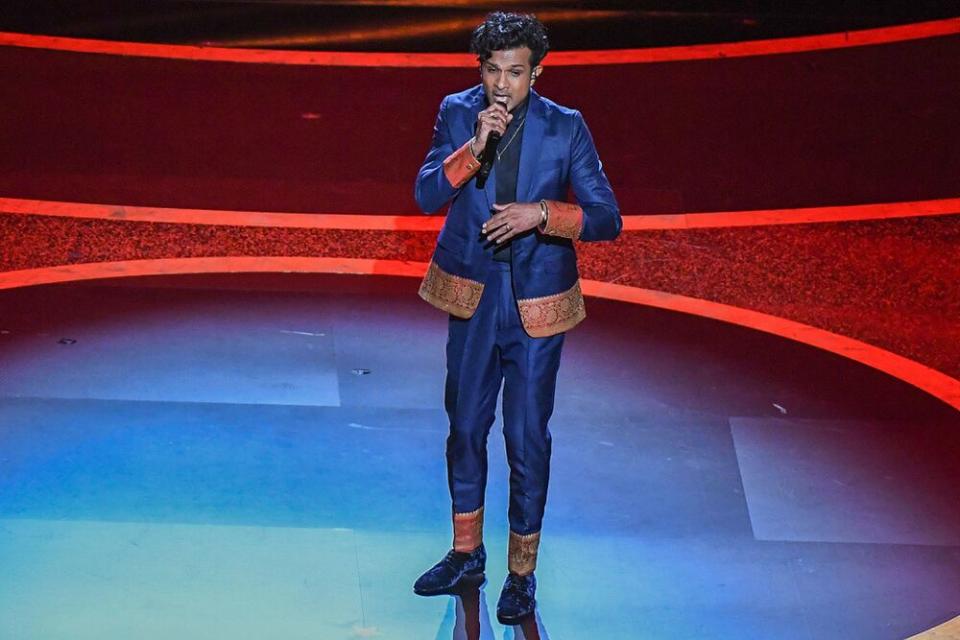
[413,544,486,596]
[496,572,537,624]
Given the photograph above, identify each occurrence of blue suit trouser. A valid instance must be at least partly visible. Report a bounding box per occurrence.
[444,261,564,536]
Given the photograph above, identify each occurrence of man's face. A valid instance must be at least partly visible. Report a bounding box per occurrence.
[480,47,542,112]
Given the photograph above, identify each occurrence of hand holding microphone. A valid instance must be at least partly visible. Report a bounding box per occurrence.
[474,98,511,189]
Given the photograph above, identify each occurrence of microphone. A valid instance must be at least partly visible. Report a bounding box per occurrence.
[474,131,500,189]
[475,98,508,189]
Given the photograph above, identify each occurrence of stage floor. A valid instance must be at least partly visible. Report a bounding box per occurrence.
[0,274,958,639]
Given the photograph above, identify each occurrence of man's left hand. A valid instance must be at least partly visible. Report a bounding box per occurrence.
[482,203,541,244]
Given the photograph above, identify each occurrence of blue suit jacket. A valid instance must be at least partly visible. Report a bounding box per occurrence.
[415,85,620,337]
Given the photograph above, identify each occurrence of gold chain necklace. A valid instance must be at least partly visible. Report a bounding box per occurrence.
[495,117,526,162]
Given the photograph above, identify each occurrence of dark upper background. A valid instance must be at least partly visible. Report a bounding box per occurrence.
[2,2,958,215]
[2,1,959,51]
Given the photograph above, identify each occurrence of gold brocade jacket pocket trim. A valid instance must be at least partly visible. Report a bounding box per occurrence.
[419,260,586,338]
[418,260,484,319]
[517,280,586,338]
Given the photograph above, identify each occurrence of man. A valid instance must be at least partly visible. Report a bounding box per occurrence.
[412,12,620,624]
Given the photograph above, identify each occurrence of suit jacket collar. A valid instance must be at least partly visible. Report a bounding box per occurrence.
[517,89,545,204]
[471,87,547,206]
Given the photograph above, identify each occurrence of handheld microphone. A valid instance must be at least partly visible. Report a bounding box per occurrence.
[474,131,500,189]
[475,98,508,189]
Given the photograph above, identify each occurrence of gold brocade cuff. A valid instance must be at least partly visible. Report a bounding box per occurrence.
[539,200,584,240]
[453,507,484,552]
[508,530,541,576]
[442,139,482,188]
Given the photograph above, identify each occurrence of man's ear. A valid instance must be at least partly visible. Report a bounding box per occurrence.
[531,65,544,85]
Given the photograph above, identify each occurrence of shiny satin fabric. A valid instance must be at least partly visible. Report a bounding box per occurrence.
[444,261,564,536]
[415,85,621,335]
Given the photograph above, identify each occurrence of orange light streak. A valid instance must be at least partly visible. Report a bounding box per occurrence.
[215,10,628,48]
[0,257,956,412]
[0,18,957,66]
[1,197,957,230]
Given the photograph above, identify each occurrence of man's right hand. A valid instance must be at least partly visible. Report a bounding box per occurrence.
[472,101,512,158]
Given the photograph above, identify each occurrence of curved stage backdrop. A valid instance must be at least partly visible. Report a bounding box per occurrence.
[1,19,958,414]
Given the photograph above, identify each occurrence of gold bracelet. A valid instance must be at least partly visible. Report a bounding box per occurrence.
[469,137,482,162]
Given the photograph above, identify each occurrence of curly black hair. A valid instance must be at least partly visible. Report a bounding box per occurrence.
[469,12,550,67]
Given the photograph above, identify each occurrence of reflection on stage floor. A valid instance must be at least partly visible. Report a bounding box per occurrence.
[0,274,957,639]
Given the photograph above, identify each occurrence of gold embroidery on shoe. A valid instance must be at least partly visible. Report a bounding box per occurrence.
[517,280,586,337]
[453,507,484,552]
[508,530,541,576]
[419,261,484,319]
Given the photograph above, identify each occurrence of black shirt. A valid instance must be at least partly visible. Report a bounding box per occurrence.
[492,98,528,263]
